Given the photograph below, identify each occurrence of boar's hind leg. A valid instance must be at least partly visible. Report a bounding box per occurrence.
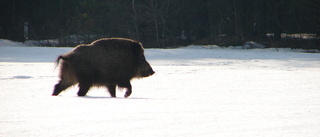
[106,83,116,97]
[118,81,132,98]
[77,82,92,96]
[52,80,74,96]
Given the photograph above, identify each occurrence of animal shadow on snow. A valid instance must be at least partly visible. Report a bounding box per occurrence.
[79,96,150,100]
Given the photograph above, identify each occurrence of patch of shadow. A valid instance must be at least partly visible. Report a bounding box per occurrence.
[80,96,150,100]
[0,75,33,80]
[12,75,33,79]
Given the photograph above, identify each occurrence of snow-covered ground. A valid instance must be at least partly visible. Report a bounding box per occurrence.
[0,40,320,137]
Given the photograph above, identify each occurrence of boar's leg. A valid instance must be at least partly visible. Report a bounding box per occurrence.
[52,80,74,96]
[77,82,92,96]
[106,83,116,97]
[118,81,132,98]
[124,84,132,98]
[124,85,132,98]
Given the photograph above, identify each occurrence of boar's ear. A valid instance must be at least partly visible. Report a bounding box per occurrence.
[132,42,144,55]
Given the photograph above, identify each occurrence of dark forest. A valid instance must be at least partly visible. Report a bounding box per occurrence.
[0,0,319,49]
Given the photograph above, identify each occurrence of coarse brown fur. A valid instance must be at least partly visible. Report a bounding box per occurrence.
[52,38,154,98]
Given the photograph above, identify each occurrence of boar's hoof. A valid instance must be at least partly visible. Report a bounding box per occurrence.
[124,91,132,98]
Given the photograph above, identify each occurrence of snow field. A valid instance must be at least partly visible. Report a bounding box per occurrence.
[0,44,320,137]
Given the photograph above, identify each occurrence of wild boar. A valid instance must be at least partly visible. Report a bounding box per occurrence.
[52,38,155,98]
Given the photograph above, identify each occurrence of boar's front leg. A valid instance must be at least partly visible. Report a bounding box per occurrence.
[124,84,132,98]
[77,82,92,96]
[118,81,132,98]
[106,83,116,97]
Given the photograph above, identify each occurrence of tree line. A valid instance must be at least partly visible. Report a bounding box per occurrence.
[0,0,319,49]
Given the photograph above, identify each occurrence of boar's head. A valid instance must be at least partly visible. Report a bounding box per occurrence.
[136,55,155,78]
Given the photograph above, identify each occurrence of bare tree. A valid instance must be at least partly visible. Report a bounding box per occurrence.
[132,0,140,40]
[137,0,178,47]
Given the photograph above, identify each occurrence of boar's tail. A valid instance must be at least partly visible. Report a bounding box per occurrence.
[55,55,68,64]
[54,55,68,70]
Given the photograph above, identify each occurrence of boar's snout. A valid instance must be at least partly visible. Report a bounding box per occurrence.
[141,67,155,77]
[145,67,155,77]
[138,62,155,78]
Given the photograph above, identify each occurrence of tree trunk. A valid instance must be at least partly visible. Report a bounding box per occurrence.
[132,0,140,40]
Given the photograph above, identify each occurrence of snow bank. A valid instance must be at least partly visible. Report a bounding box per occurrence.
[0,39,29,47]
